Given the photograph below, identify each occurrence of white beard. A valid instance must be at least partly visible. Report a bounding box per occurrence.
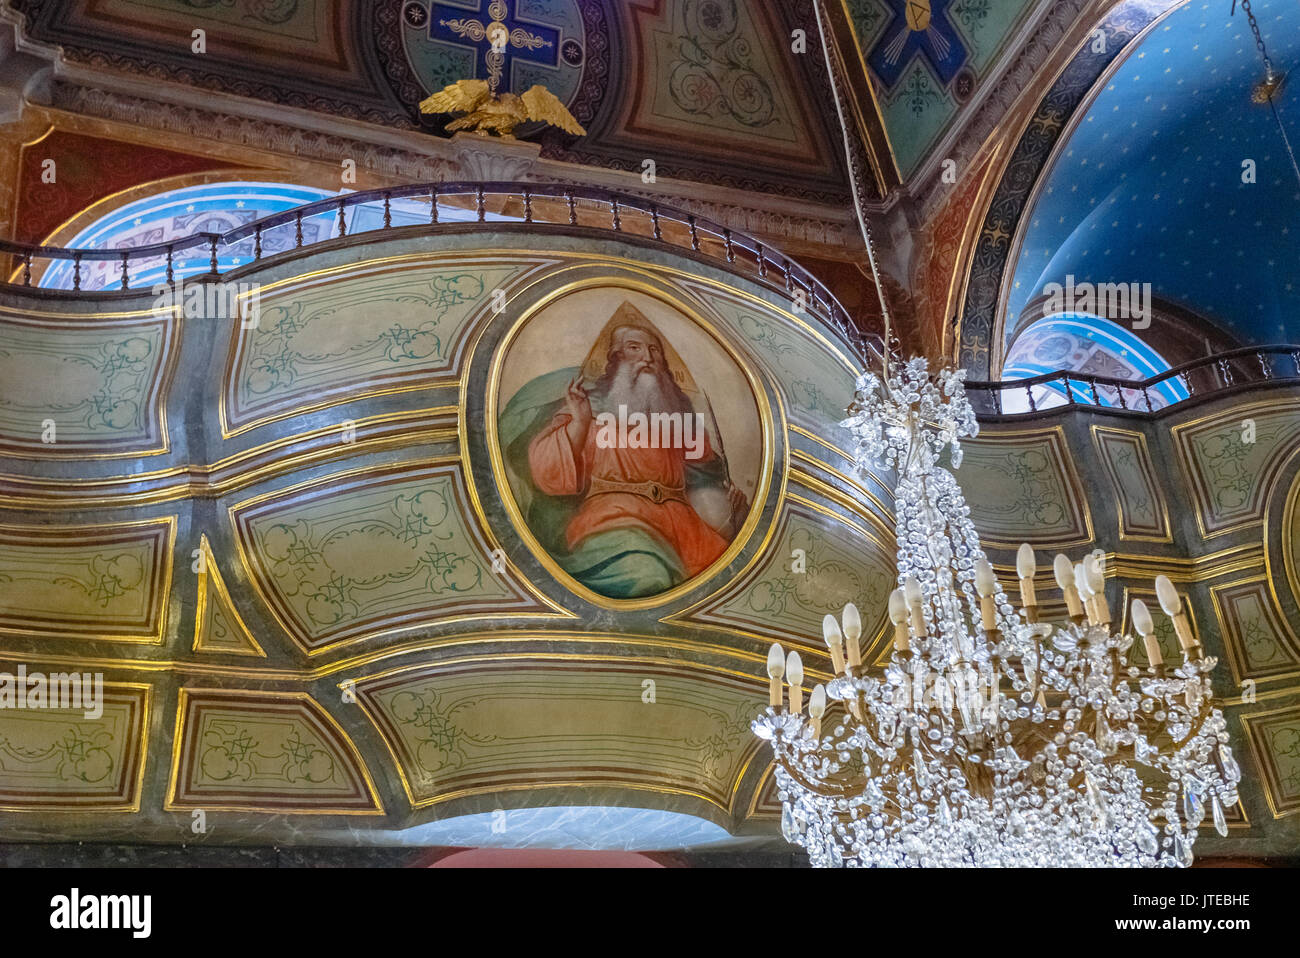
[603,360,682,416]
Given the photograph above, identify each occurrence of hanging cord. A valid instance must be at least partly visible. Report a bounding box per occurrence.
[1235,0,1300,190]
[812,0,896,383]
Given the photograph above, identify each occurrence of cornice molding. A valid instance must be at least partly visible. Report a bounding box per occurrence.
[49,80,858,252]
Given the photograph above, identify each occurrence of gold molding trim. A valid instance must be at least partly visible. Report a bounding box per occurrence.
[0,515,176,644]
[0,406,459,509]
[164,686,385,816]
[228,455,573,656]
[348,652,768,815]
[0,306,182,461]
[0,681,152,813]
[1090,424,1173,543]
[193,533,266,658]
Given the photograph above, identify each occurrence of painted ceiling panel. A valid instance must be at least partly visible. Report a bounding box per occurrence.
[1008,0,1300,346]
[845,0,1037,177]
[10,0,854,202]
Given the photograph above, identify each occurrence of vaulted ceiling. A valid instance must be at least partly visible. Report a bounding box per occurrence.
[9,0,857,204]
[1007,0,1300,348]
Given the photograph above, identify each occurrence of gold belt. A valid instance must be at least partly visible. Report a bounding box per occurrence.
[587,476,686,505]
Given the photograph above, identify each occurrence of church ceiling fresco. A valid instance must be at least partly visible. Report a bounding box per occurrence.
[0,682,149,811]
[223,253,554,436]
[956,0,1181,378]
[0,226,1297,856]
[354,658,766,815]
[1006,0,1300,349]
[0,308,180,458]
[7,0,856,203]
[493,284,770,605]
[0,517,174,643]
[842,0,1038,177]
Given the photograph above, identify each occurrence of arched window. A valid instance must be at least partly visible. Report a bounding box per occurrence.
[38,181,339,291]
[1001,313,1188,413]
[36,179,527,291]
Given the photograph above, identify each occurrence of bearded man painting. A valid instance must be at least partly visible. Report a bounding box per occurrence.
[500,302,749,599]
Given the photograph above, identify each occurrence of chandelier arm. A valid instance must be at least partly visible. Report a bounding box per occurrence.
[774,753,870,801]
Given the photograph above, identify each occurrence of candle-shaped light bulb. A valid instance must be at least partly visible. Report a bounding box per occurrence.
[809,684,826,739]
[809,684,826,719]
[1155,575,1180,616]
[1155,575,1198,653]
[822,613,846,675]
[1131,598,1162,669]
[842,602,863,668]
[786,651,804,713]
[888,587,910,652]
[1074,562,1092,599]
[767,642,785,678]
[974,557,998,633]
[1017,543,1039,620]
[1085,555,1110,624]
[1017,543,1037,580]
[767,642,785,708]
[1075,561,1098,625]
[1055,554,1085,621]
[888,588,907,625]
[903,576,926,638]
[1132,598,1154,637]
[1053,554,1074,591]
[1084,555,1105,595]
[1133,595,1164,670]
[904,576,922,607]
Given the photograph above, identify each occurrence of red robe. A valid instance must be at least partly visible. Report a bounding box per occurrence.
[527,411,729,576]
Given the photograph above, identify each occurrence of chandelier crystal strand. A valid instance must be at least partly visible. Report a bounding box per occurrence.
[752,359,1241,867]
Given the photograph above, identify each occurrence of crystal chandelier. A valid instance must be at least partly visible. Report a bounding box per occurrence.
[752,358,1242,867]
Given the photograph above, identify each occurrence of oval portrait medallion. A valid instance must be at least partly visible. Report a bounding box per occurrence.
[491,284,771,605]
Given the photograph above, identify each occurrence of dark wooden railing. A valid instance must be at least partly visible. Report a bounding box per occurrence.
[966,345,1300,418]
[0,180,884,367]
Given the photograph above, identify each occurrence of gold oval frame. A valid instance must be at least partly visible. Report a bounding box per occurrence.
[479,276,779,612]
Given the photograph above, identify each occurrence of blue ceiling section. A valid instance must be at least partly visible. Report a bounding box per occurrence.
[1007,0,1300,348]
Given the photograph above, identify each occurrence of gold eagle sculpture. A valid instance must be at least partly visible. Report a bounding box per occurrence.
[418,79,586,139]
